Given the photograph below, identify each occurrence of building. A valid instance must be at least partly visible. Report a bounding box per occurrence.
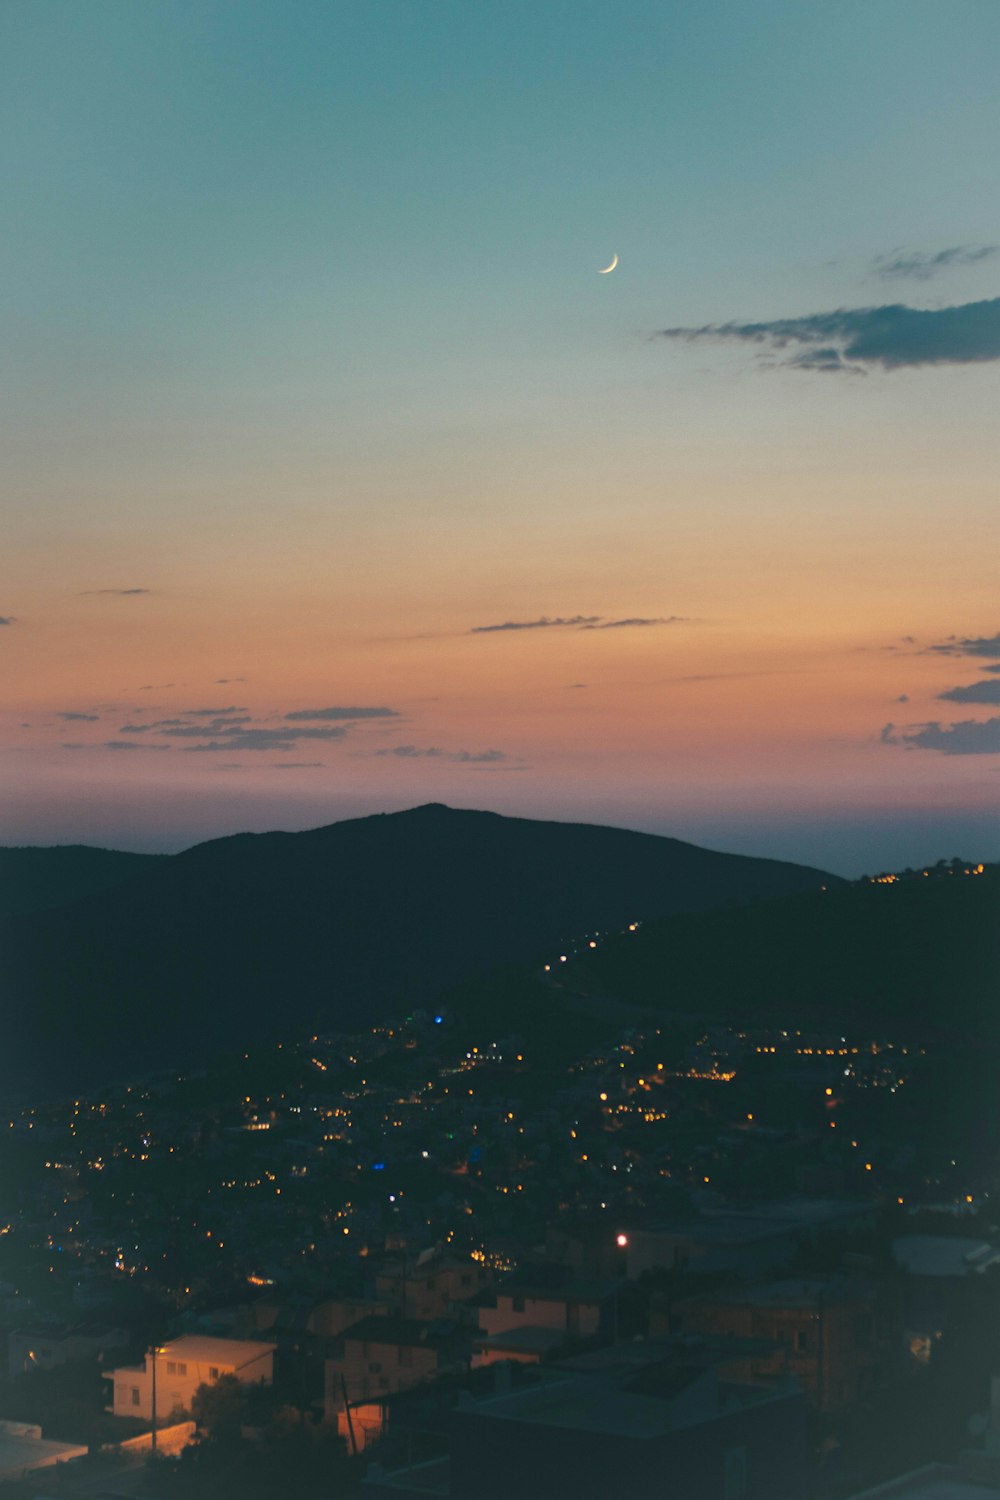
[103,1335,275,1422]
[365,1337,808,1500]
[892,1235,1000,1365]
[8,1322,128,1377]
[624,1198,874,1279]
[475,1265,618,1347]
[0,1420,87,1485]
[374,1250,493,1321]
[674,1276,883,1411]
[325,1315,468,1441]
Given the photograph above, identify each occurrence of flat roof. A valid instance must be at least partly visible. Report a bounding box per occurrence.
[892,1238,1000,1279]
[0,1431,88,1481]
[848,1462,1000,1498]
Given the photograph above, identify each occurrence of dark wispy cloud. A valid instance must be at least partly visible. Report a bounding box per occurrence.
[181,705,247,716]
[82,588,151,596]
[0,616,15,626]
[581,616,686,630]
[884,718,1000,755]
[929,631,1000,659]
[269,761,326,769]
[873,245,998,282]
[938,680,1000,705]
[119,717,252,735]
[471,615,683,635]
[471,616,601,634]
[57,711,100,722]
[214,677,246,684]
[104,739,172,752]
[658,297,1000,373]
[183,725,350,752]
[376,744,508,764]
[284,706,399,721]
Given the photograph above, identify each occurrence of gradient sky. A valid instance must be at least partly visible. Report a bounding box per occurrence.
[3,0,999,874]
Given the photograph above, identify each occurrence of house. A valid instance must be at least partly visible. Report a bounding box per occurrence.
[892,1235,1000,1364]
[365,1336,808,1499]
[374,1250,493,1321]
[103,1335,275,1422]
[475,1265,618,1346]
[624,1199,874,1278]
[674,1276,885,1411]
[324,1316,468,1431]
[8,1322,128,1377]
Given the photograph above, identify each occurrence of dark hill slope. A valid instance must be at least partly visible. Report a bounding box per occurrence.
[0,846,165,918]
[574,866,999,1039]
[2,804,834,1095]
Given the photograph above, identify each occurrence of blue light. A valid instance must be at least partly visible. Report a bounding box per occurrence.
[434,1016,443,1025]
[372,1162,385,1171]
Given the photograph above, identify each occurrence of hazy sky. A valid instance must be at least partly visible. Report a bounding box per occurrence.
[3,0,999,874]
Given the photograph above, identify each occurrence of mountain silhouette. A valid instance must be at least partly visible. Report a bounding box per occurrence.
[2,804,835,1097]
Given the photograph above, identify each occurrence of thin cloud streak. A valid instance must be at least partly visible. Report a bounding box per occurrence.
[872,245,998,281]
[284,706,399,721]
[470,614,684,634]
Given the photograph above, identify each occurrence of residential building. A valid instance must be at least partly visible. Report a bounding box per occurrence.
[103,1335,275,1422]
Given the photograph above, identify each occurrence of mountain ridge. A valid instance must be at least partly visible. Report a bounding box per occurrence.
[2,803,836,1098]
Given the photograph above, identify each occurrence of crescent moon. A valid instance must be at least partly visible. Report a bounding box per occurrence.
[598,253,618,274]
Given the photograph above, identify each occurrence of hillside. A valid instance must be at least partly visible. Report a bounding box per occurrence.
[0,845,166,918]
[565,862,1000,1040]
[1,803,834,1097]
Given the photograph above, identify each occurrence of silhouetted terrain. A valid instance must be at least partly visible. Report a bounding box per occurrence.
[0,845,165,918]
[572,862,999,1039]
[2,803,833,1096]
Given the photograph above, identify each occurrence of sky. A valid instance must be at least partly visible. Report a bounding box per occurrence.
[3,0,999,875]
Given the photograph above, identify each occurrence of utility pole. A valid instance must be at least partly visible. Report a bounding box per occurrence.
[150,1345,158,1454]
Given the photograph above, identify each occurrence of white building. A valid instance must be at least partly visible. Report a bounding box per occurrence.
[104,1335,275,1422]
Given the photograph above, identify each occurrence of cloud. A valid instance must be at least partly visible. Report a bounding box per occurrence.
[929,631,1000,659]
[104,739,172,751]
[887,718,1000,755]
[183,725,350,751]
[119,717,252,734]
[376,744,508,763]
[657,297,1000,372]
[873,245,999,281]
[470,615,684,634]
[214,677,246,684]
[57,711,100,722]
[82,588,151,596]
[284,706,399,721]
[896,694,909,704]
[111,703,397,754]
[471,616,601,634]
[0,616,15,626]
[938,680,1000,705]
[269,761,326,769]
[181,705,248,716]
[581,616,686,630]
